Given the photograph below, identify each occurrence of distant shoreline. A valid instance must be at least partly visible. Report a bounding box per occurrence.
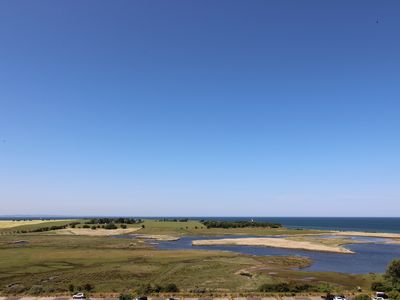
[1,216,400,234]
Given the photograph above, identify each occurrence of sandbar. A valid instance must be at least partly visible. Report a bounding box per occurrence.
[192,237,353,253]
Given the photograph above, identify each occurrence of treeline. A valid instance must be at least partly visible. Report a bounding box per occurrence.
[16,222,81,234]
[157,218,189,222]
[82,223,127,230]
[200,220,282,229]
[85,218,142,225]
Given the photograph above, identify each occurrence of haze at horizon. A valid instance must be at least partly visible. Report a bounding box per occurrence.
[1,1,400,217]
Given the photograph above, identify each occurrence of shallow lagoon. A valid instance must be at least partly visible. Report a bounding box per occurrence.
[153,235,400,274]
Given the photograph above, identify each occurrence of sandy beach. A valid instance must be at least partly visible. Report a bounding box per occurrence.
[330,231,400,239]
[192,237,354,253]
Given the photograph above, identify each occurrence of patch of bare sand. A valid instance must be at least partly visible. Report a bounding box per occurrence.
[135,234,180,241]
[331,231,400,239]
[192,237,353,253]
[56,227,140,236]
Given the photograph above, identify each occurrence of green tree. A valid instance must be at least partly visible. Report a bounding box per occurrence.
[386,260,400,287]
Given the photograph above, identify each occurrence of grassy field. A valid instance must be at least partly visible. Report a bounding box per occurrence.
[0,220,78,234]
[0,219,325,236]
[0,233,375,295]
[0,220,52,229]
[138,219,326,236]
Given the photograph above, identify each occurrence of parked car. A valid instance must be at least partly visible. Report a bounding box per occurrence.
[372,297,385,300]
[375,292,389,299]
[72,293,86,299]
[333,295,346,300]
[135,297,147,300]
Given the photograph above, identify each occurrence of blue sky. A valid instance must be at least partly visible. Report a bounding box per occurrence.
[1,1,399,216]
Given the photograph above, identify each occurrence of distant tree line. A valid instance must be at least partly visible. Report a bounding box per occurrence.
[18,222,82,233]
[157,218,189,222]
[82,223,127,230]
[200,220,282,229]
[85,218,142,225]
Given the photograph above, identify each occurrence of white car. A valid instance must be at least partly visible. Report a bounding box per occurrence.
[333,296,346,300]
[72,293,86,299]
[373,297,385,300]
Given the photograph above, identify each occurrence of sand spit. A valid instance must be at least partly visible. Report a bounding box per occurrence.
[330,231,400,239]
[192,237,354,254]
[56,228,141,236]
[134,234,180,241]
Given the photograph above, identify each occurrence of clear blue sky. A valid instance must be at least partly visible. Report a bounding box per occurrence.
[1,1,399,217]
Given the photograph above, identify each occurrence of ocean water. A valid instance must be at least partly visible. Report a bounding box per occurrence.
[195,217,400,233]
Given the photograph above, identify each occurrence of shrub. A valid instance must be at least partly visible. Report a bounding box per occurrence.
[68,284,75,292]
[136,283,153,295]
[152,284,162,293]
[5,284,27,294]
[354,294,370,300]
[316,283,333,293]
[120,224,127,229]
[82,225,90,228]
[84,283,94,292]
[371,281,392,292]
[91,226,97,230]
[29,285,44,295]
[388,291,400,300]
[104,223,117,230]
[163,283,179,292]
[259,283,290,292]
[119,293,133,300]
[258,282,313,293]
